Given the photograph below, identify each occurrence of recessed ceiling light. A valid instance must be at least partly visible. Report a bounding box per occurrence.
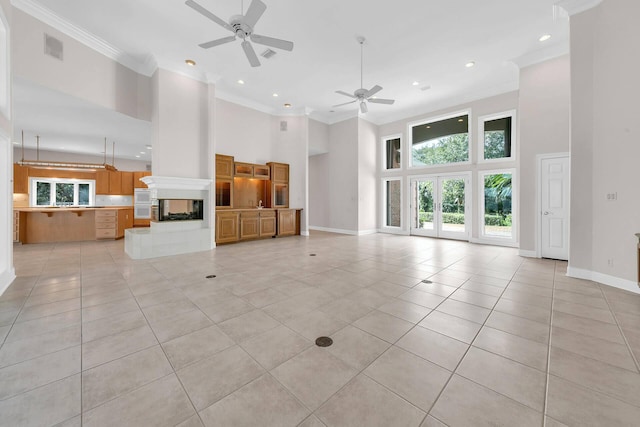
[135,155,141,158]
[237,79,245,85]
[465,61,475,68]
[272,93,279,97]
[426,125,431,129]
[140,151,145,154]
[284,103,292,108]
[412,81,419,86]
[185,59,196,67]
[539,34,552,42]
[458,118,464,122]
[12,141,19,145]
[145,145,152,150]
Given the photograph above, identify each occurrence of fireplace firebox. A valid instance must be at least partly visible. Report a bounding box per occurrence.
[153,199,204,222]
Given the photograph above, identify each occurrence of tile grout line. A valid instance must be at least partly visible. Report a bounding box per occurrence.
[541,261,560,427]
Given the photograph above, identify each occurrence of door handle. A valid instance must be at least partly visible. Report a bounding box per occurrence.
[543,211,551,215]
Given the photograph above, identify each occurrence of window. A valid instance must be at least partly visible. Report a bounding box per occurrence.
[382,178,402,229]
[409,113,470,167]
[479,111,516,162]
[479,170,515,242]
[31,178,95,206]
[383,135,401,170]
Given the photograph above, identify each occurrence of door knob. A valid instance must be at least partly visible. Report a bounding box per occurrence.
[543,211,550,215]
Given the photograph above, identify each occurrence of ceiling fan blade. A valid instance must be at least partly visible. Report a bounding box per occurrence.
[332,100,358,107]
[250,34,294,51]
[243,0,267,28]
[335,90,356,99]
[199,35,236,49]
[360,101,368,114]
[241,40,261,67]
[365,85,383,98]
[368,98,395,105]
[185,0,233,32]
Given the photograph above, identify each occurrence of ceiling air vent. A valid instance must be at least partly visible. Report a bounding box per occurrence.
[44,33,63,61]
[261,49,276,59]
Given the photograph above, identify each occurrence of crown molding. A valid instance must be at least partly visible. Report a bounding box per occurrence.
[12,0,153,76]
[556,0,603,16]
[215,89,276,116]
[511,41,569,69]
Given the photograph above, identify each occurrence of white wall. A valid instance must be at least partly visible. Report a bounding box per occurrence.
[308,153,330,228]
[569,1,640,290]
[0,0,13,294]
[518,56,571,254]
[215,99,273,164]
[152,69,210,179]
[14,148,149,171]
[309,118,329,155]
[358,118,378,232]
[327,118,359,232]
[12,8,151,121]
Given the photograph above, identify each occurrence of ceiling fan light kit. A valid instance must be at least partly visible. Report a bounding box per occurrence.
[334,37,395,114]
[185,0,294,67]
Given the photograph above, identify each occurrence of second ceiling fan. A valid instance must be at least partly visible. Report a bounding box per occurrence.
[185,0,294,67]
[334,37,395,114]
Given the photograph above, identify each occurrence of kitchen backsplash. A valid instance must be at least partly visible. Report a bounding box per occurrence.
[95,195,133,206]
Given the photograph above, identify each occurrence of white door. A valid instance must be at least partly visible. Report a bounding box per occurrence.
[410,174,470,240]
[540,156,570,260]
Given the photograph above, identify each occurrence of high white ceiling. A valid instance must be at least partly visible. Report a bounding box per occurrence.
[12,0,569,160]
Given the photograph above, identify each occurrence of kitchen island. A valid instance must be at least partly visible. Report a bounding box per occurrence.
[14,207,133,244]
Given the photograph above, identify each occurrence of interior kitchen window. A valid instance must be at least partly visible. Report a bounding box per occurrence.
[410,113,469,167]
[383,135,401,170]
[479,111,516,162]
[31,178,95,206]
[383,177,402,229]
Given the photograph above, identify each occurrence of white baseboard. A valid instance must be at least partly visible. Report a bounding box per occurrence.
[567,266,640,294]
[301,231,310,237]
[518,249,538,258]
[0,267,16,297]
[308,226,379,236]
[469,237,519,248]
[378,228,410,236]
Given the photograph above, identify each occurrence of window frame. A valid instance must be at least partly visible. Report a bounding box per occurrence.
[381,133,403,172]
[477,110,517,164]
[381,177,403,232]
[30,177,96,207]
[407,109,472,170]
[477,168,517,245]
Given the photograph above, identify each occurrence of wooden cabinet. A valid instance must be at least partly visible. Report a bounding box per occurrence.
[240,211,260,240]
[96,170,110,194]
[216,211,240,244]
[269,162,289,183]
[13,211,19,242]
[215,179,233,209]
[254,165,270,180]
[133,171,151,188]
[95,209,132,239]
[233,162,271,180]
[216,155,234,179]
[277,209,297,236]
[109,171,122,195]
[13,164,29,194]
[121,172,134,195]
[259,210,276,237]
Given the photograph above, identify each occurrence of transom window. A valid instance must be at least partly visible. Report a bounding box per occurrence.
[30,178,95,206]
[410,113,469,167]
[478,111,516,162]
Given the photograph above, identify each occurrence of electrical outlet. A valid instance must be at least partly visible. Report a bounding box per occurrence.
[607,258,614,267]
[606,192,618,201]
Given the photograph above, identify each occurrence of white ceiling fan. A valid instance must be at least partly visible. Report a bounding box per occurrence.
[185,0,294,67]
[334,37,395,114]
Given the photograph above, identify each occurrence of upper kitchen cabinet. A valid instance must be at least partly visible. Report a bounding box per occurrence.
[133,171,151,188]
[216,154,234,179]
[269,162,289,183]
[121,172,134,195]
[109,171,122,195]
[13,164,29,194]
[96,170,110,194]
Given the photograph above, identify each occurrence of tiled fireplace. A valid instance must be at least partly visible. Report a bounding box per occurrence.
[124,176,213,259]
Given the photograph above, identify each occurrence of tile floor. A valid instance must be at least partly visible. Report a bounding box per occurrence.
[1,231,640,426]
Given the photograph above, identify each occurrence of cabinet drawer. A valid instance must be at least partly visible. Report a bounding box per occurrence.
[95,217,117,225]
[95,210,117,218]
[96,229,116,239]
[95,222,116,230]
[240,211,259,218]
[13,231,18,242]
[259,210,276,218]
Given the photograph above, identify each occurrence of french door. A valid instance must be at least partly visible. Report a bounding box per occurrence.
[410,174,470,240]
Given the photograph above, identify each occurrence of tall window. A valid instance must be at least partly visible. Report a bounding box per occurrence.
[383,178,402,229]
[410,113,469,167]
[479,170,515,242]
[479,111,516,162]
[383,135,401,170]
[31,178,95,206]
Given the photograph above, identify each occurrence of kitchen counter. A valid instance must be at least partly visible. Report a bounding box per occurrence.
[14,207,133,244]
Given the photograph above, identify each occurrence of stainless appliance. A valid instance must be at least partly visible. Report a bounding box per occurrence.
[134,189,151,220]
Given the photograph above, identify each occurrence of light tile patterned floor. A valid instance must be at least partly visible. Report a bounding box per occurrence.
[2,231,640,426]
